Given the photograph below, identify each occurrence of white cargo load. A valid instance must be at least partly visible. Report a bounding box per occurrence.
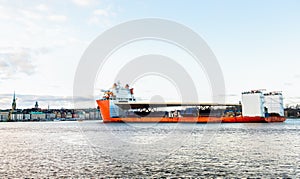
[264,92,284,116]
[242,91,265,117]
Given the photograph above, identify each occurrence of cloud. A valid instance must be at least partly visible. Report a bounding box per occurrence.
[294,74,300,79]
[0,5,11,19]
[87,6,116,26]
[0,54,33,76]
[0,93,96,109]
[93,9,109,17]
[87,16,100,25]
[72,0,94,6]
[35,4,50,12]
[284,82,293,86]
[0,48,35,79]
[0,3,67,24]
[47,15,68,22]
[0,47,51,81]
[19,9,43,20]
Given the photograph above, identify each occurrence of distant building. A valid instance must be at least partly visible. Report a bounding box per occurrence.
[0,110,10,121]
[74,109,101,120]
[66,112,72,119]
[35,101,39,109]
[45,113,56,120]
[32,101,42,112]
[0,93,101,121]
[30,112,46,120]
[56,112,61,118]
[76,110,85,119]
[11,111,23,121]
[24,114,31,121]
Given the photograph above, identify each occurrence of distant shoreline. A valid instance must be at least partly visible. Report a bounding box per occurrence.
[1,118,299,123]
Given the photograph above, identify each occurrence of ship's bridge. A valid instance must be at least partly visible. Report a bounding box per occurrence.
[102,82,135,102]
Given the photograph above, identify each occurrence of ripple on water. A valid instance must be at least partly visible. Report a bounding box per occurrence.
[0,119,299,177]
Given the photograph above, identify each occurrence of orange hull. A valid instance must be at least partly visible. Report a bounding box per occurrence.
[96,100,286,123]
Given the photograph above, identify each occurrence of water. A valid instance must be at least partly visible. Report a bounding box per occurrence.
[0,119,299,178]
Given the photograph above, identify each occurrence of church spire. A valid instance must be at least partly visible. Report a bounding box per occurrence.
[12,91,16,110]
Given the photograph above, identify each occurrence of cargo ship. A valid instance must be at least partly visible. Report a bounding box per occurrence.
[96,82,286,123]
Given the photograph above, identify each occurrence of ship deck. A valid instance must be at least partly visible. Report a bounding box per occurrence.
[114,102,241,109]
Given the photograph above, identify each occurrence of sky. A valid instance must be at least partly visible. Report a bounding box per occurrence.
[0,0,300,109]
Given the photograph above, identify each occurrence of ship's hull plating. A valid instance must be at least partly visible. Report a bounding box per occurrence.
[96,100,286,123]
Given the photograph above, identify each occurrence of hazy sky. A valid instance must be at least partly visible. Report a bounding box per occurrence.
[0,0,299,109]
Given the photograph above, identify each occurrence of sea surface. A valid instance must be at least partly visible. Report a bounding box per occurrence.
[0,119,299,178]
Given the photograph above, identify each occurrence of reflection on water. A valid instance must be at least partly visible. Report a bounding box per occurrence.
[0,119,299,177]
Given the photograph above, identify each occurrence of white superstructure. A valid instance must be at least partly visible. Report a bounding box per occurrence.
[102,82,135,117]
[242,90,265,117]
[102,82,135,102]
[264,92,284,116]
